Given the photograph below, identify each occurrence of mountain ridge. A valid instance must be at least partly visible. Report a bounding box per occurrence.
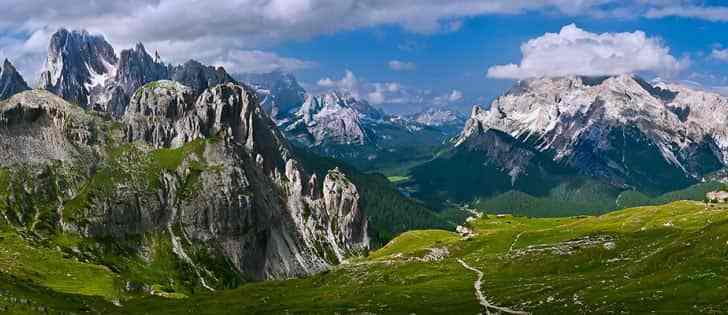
[38,28,238,117]
[409,74,728,213]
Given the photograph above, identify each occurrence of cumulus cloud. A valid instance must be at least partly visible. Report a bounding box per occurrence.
[316,70,464,108]
[448,90,464,102]
[486,24,689,79]
[317,70,415,105]
[711,48,728,62]
[317,70,362,98]
[388,60,417,71]
[433,90,464,106]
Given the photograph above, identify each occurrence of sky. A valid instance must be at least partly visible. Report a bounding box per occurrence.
[4,1,728,114]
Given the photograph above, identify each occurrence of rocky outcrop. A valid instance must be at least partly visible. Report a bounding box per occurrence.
[0,90,97,165]
[0,81,368,284]
[0,59,30,101]
[168,60,237,96]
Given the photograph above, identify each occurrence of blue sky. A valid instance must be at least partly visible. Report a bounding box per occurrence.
[5,1,728,114]
[283,13,728,113]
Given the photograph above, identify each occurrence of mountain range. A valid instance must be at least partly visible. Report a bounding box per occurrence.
[38,29,237,117]
[408,75,728,215]
[4,26,728,314]
[4,29,727,218]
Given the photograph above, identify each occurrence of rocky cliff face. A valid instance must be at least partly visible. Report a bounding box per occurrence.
[237,71,306,120]
[115,43,169,97]
[454,75,728,193]
[38,28,237,117]
[0,59,30,101]
[0,80,368,285]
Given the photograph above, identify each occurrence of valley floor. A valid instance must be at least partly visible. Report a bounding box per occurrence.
[3,200,728,314]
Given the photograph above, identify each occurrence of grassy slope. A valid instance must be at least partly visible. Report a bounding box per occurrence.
[113,200,728,314]
[0,226,120,314]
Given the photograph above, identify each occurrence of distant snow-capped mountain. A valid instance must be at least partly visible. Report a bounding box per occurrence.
[410,107,466,127]
[455,74,728,190]
[283,91,382,146]
[410,74,728,211]
[236,71,306,121]
[266,90,457,168]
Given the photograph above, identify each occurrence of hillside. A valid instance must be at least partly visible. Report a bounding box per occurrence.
[4,199,728,313]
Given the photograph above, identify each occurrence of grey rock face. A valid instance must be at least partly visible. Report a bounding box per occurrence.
[284,91,378,146]
[0,59,30,101]
[0,82,368,284]
[168,60,238,96]
[115,43,170,97]
[237,71,306,120]
[0,90,97,165]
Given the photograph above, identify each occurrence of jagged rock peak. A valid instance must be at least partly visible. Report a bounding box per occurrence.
[38,28,118,107]
[115,41,169,96]
[123,81,292,171]
[36,28,238,117]
[169,60,238,96]
[0,59,30,101]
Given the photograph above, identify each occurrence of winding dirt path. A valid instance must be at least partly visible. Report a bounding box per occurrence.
[507,231,525,255]
[457,259,529,315]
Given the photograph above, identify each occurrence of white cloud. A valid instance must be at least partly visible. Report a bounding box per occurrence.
[317,70,361,98]
[388,60,417,71]
[711,48,728,62]
[487,24,689,79]
[215,50,316,74]
[433,90,464,106]
[315,70,430,106]
[0,0,682,79]
[646,5,728,22]
[448,90,463,102]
